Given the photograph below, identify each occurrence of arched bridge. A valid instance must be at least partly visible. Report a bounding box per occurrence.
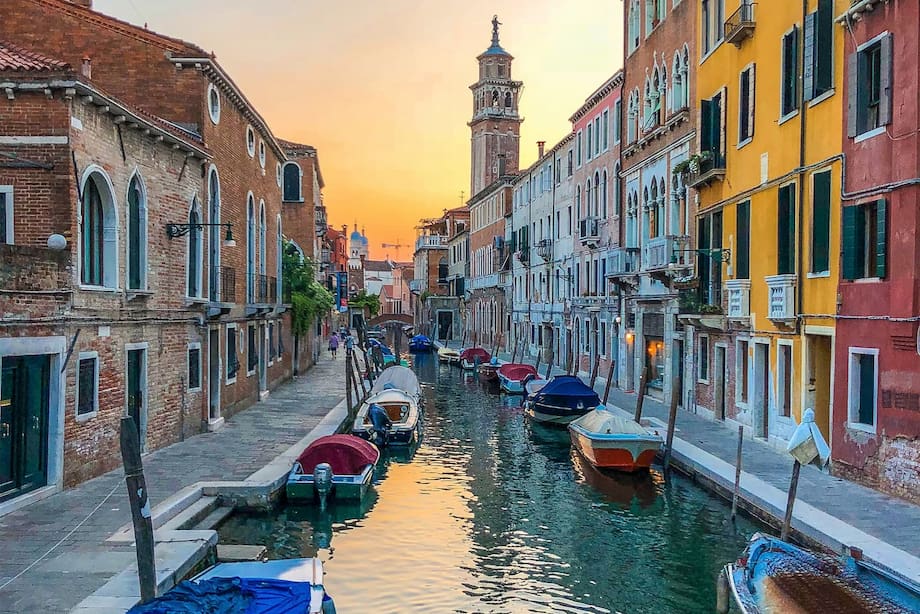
[367,313,413,328]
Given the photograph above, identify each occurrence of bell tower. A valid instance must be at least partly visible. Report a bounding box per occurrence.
[469,15,523,197]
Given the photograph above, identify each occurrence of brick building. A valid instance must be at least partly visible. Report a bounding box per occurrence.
[0,0,325,509]
[468,179,512,351]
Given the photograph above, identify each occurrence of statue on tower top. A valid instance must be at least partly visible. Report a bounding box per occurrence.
[492,15,501,46]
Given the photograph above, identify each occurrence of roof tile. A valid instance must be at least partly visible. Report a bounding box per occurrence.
[0,41,68,72]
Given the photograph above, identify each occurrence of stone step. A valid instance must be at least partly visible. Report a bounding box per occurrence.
[217,544,268,562]
[160,496,219,532]
[191,505,235,531]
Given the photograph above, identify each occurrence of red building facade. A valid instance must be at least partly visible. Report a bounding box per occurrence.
[834,0,920,503]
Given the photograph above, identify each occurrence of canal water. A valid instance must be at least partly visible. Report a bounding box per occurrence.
[219,354,761,613]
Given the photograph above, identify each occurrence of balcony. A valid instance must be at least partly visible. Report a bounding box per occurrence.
[416,235,447,250]
[409,279,424,293]
[471,274,500,290]
[571,295,606,312]
[248,273,277,305]
[642,235,691,272]
[686,151,727,189]
[766,274,796,323]
[536,238,553,262]
[315,206,328,236]
[607,247,640,277]
[208,265,235,310]
[724,2,756,47]
[725,279,751,321]
[578,217,600,245]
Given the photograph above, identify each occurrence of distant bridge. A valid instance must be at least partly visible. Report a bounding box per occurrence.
[367,313,413,328]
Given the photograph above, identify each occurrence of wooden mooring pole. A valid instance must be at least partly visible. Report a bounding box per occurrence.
[120,416,156,604]
[602,360,616,405]
[662,377,680,474]
[545,350,554,380]
[534,347,542,374]
[512,340,519,364]
[589,355,600,389]
[781,460,802,541]
[345,350,354,411]
[633,372,648,422]
[731,425,744,521]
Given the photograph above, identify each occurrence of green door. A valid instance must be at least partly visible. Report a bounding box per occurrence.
[126,349,145,449]
[0,355,50,503]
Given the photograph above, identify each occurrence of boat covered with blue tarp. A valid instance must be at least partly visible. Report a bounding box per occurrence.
[524,375,600,425]
[408,334,433,352]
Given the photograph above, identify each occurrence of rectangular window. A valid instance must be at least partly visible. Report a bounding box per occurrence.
[269,322,277,362]
[614,100,622,143]
[736,340,749,405]
[804,0,834,101]
[0,186,12,244]
[567,150,574,176]
[600,322,607,356]
[778,343,792,417]
[576,131,583,166]
[700,90,725,164]
[736,200,750,279]
[594,117,602,155]
[226,325,239,383]
[699,335,710,382]
[849,34,892,137]
[777,184,796,275]
[842,199,887,280]
[188,344,201,391]
[602,109,610,150]
[701,0,724,55]
[782,27,799,117]
[811,170,831,273]
[586,124,593,161]
[847,348,878,431]
[77,353,99,417]
[738,64,755,143]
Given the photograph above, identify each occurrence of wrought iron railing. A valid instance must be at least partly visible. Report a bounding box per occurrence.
[724,2,756,45]
[219,266,236,304]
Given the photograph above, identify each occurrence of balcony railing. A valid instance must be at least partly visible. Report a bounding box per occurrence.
[536,238,553,261]
[765,274,796,322]
[219,266,235,304]
[416,235,447,250]
[409,279,424,293]
[642,235,691,271]
[471,274,500,290]
[725,279,751,319]
[578,217,600,243]
[607,247,639,277]
[687,151,727,189]
[248,273,277,304]
[725,2,756,47]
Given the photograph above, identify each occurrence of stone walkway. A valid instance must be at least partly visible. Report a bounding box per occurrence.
[0,357,346,613]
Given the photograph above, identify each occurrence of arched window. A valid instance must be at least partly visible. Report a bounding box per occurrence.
[658,178,667,237]
[601,170,608,218]
[504,92,512,108]
[127,174,147,290]
[187,198,202,298]
[649,182,659,239]
[259,201,266,277]
[681,45,691,109]
[672,52,683,112]
[593,171,601,218]
[207,167,221,302]
[80,170,117,288]
[282,162,302,202]
[613,162,621,217]
[585,178,593,217]
[492,90,499,106]
[247,193,256,303]
[575,185,582,220]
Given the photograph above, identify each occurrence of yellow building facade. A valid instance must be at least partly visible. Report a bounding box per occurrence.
[687,0,845,444]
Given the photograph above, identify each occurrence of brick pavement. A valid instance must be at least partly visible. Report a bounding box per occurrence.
[0,356,345,613]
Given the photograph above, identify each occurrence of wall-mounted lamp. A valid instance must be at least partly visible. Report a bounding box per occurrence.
[166,222,236,248]
[614,315,622,325]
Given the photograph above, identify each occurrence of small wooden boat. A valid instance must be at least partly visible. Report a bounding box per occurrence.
[437,346,460,364]
[352,388,420,446]
[460,347,491,370]
[129,558,336,613]
[286,434,379,503]
[372,365,423,405]
[477,359,500,382]
[497,363,539,394]
[726,533,920,614]
[524,375,599,425]
[568,408,662,471]
[408,334,433,352]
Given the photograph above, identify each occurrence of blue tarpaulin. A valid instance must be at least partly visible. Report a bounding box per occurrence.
[537,376,601,403]
[127,576,322,614]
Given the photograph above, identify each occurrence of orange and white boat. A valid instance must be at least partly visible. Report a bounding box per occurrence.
[568,407,662,472]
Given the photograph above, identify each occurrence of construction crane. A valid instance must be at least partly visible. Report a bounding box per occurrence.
[381,239,408,260]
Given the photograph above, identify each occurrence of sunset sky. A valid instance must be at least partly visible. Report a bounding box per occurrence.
[96,0,623,260]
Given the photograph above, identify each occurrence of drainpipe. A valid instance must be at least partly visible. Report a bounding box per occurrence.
[795,0,808,338]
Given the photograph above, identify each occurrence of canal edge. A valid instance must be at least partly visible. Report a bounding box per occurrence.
[72,398,351,613]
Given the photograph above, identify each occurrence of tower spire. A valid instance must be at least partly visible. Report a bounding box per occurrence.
[491,15,501,47]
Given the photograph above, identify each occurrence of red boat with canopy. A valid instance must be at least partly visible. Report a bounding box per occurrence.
[497,363,541,394]
[287,434,380,502]
[459,347,491,370]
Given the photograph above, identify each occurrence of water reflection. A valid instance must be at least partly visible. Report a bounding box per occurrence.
[219,354,760,613]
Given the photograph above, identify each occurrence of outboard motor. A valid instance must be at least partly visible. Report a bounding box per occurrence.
[313,462,333,510]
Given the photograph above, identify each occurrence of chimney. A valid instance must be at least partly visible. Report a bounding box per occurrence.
[81,56,92,80]
[69,0,93,9]
[537,141,546,158]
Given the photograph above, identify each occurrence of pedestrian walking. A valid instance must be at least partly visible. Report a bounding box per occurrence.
[328,334,339,359]
[344,332,355,352]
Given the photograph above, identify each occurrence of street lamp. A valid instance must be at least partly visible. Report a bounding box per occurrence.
[166,222,236,248]
[781,408,830,540]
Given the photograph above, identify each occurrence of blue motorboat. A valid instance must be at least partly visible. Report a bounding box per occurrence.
[524,375,600,425]
[128,557,336,613]
[408,334,433,352]
[726,533,920,613]
[367,338,393,355]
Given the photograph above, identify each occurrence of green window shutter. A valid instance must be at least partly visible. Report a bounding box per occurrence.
[811,171,831,273]
[777,185,795,275]
[847,53,859,137]
[876,198,887,278]
[816,0,834,95]
[803,12,816,101]
[736,200,750,280]
[700,99,713,153]
[879,34,893,126]
[782,28,799,115]
[841,205,864,280]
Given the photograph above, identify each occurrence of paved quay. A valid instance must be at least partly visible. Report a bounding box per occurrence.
[0,357,346,614]
[440,340,920,582]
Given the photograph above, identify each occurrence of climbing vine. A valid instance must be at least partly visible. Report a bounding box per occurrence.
[283,243,334,336]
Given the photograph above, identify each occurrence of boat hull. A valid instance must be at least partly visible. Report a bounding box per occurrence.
[568,426,660,472]
[498,375,526,394]
[478,365,499,382]
[353,424,419,446]
[524,402,592,425]
[286,465,374,502]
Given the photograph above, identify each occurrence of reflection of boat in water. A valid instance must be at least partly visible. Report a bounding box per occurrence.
[726,533,920,614]
[287,495,379,550]
[570,446,661,509]
[568,408,663,472]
